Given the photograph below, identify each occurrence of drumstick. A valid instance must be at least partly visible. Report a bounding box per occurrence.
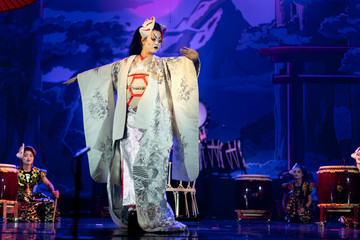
[52,197,58,223]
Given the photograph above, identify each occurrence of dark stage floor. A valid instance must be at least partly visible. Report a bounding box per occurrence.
[1,218,360,239]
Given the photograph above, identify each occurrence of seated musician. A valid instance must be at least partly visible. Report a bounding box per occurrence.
[16,144,60,222]
[282,163,315,223]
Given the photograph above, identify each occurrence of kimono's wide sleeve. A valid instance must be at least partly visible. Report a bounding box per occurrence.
[163,57,200,182]
[77,63,116,183]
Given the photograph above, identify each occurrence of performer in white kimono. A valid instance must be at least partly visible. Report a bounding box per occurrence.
[65,17,200,232]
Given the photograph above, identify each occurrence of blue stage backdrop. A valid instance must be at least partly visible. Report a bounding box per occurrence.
[1,0,359,198]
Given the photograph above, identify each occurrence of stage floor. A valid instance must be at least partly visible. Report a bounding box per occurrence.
[1,218,360,239]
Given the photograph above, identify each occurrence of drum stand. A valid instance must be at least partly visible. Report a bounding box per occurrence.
[235,210,272,223]
[318,203,359,227]
[235,175,273,223]
[0,200,18,223]
[166,162,199,220]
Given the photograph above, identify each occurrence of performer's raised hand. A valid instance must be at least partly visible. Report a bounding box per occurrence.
[351,147,360,162]
[16,143,25,159]
[63,76,77,85]
[180,47,199,62]
[351,147,360,170]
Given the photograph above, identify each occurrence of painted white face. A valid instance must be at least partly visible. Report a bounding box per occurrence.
[141,30,162,54]
[22,150,34,166]
[292,167,304,179]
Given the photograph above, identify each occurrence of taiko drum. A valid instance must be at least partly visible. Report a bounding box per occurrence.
[235,175,273,211]
[0,164,19,201]
[316,165,360,204]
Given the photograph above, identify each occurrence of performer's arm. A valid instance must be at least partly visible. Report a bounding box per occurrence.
[305,194,312,208]
[42,176,60,198]
[297,194,312,214]
[180,47,200,72]
[64,61,118,86]
[16,143,25,159]
[180,47,199,62]
[63,76,77,85]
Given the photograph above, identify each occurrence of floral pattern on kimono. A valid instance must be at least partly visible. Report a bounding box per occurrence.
[77,55,200,232]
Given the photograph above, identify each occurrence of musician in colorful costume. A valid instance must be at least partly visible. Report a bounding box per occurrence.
[16,144,60,222]
[282,164,315,223]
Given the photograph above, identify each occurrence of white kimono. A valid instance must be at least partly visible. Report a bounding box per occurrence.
[77,55,200,232]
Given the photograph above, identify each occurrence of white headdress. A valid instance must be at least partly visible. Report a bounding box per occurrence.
[139,16,156,38]
[139,16,166,40]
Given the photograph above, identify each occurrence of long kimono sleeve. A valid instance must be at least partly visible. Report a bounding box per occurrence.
[77,63,115,183]
[163,57,200,182]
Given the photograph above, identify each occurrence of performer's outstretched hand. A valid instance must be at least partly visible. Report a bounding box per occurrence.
[180,47,199,62]
[16,143,25,159]
[63,76,77,85]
